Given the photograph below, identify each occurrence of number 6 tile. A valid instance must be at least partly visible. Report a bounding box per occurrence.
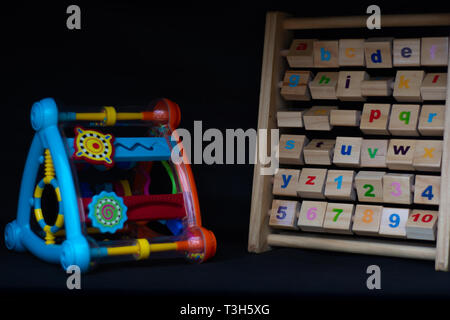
[297,201,327,232]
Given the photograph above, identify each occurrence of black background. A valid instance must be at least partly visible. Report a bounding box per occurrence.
[1,0,450,312]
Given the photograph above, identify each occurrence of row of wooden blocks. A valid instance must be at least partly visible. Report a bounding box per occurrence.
[280,136,442,171]
[277,104,445,136]
[285,37,449,68]
[273,168,440,205]
[281,70,447,101]
[269,199,438,240]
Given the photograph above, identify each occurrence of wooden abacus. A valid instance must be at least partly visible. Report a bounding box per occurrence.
[248,12,450,271]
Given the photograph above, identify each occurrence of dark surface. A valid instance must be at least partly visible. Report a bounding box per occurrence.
[1,1,450,309]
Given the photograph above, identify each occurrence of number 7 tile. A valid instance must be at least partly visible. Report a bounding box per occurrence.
[323,203,354,234]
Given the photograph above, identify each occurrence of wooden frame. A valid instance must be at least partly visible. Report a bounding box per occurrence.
[248,12,450,271]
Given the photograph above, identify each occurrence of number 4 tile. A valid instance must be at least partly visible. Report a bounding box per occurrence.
[414,175,440,206]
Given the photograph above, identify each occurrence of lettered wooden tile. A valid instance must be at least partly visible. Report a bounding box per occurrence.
[386,139,416,170]
[393,38,421,67]
[273,169,301,197]
[303,139,335,165]
[269,199,299,230]
[309,72,339,100]
[297,168,328,199]
[364,39,393,68]
[393,70,425,102]
[279,134,309,165]
[421,37,449,66]
[360,103,391,135]
[420,73,447,101]
[361,78,393,97]
[388,104,420,136]
[324,170,356,200]
[379,207,409,238]
[336,71,369,101]
[352,204,383,236]
[355,171,385,203]
[406,209,439,241]
[414,175,440,206]
[360,139,388,168]
[280,70,312,101]
[313,40,339,68]
[418,105,445,136]
[338,39,365,66]
[303,106,337,131]
[333,137,362,167]
[277,111,304,128]
[413,140,443,172]
[323,203,354,234]
[297,200,327,232]
[330,110,361,127]
[287,39,315,68]
[382,173,413,204]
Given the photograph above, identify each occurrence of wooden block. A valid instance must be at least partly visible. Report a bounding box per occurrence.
[382,173,414,204]
[313,40,339,68]
[355,171,385,203]
[330,110,361,127]
[393,70,425,102]
[393,38,421,67]
[336,71,369,101]
[279,134,309,165]
[386,139,416,170]
[418,105,445,136]
[338,39,365,66]
[309,72,339,100]
[421,37,449,66]
[297,200,327,232]
[323,203,354,234]
[302,106,337,131]
[420,73,447,101]
[273,169,301,197]
[352,204,383,236]
[286,39,315,68]
[360,139,388,168]
[379,207,410,238]
[360,103,391,135]
[414,175,441,206]
[413,140,443,172]
[269,199,299,230]
[277,111,304,128]
[324,170,355,200]
[303,139,335,165]
[333,137,362,167]
[280,70,312,101]
[297,168,328,199]
[406,209,439,241]
[388,104,420,136]
[364,40,393,68]
[361,78,393,97]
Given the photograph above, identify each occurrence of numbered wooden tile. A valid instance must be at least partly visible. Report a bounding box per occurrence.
[313,40,339,68]
[304,139,335,166]
[413,140,443,171]
[333,137,362,167]
[421,37,449,66]
[324,170,356,200]
[420,73,447,101]
[360,103,391,135]
[418,105,445,136]
[388,104,420,136]
[352,204,383,236]
[379,207,409,238]
[273,169,301,197]
[286,39,315,68]
[297,168,328,199]
[277,111,304,128]
[414,175,440,206]
[330,110,361,127]
[269,199,300,230]
[355,171,385,203]
[360,139,388,168]
[393,38,421,67]
[364,39,393,68]
[382,173,413,204]
[323,203,355,234]
[297,200,327,232]
[303,106,337,131]
[309,72,339,100]
[393,70,425,102]
[361,78,393,97]
[336,71,369,101]
[280,70,312,101]
[406,209,439,241]
[279,134,309,165]
[338,39,365,66]
[386,139,416,170]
